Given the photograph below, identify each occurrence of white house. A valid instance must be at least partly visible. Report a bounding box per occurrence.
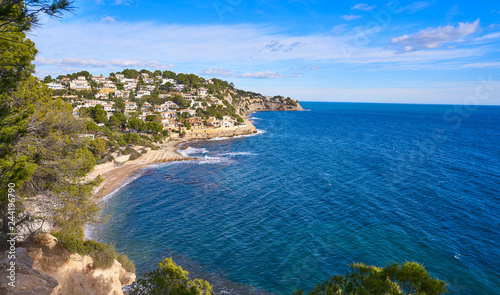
[70,76,91,91]
[124,101,137,110]
[161,111,176,119]
[174,84,186,91]
[141,102,152,111]
[164,101,179,109]
[153,105,169,112]
[222,116,234,127]
[198,87,208,96]
[82,100,106,108]
[179,109,196,116]
[47,82,66,90]
[136,90,151,98]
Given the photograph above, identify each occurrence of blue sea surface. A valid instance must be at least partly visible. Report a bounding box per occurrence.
[94,102,500,294]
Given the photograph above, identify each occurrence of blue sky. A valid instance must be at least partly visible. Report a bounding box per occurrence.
[32,0,500,104]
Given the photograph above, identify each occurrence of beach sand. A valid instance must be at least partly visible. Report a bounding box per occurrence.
[88,139,191,198]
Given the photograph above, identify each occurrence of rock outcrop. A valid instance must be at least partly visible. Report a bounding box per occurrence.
[0,234,135,295]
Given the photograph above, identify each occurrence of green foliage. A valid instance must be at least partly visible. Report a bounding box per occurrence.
[236,116,244,123]
[89,105,108,124]
[89,138,107,159]
[0,1,97,247]
[106,115,121,130]
[117,253,136,273]
[123,132,140,144]
[115,112,127,124]
[128,152,142,161]
[114,100,125,113]
[147,121,163,133]
[121,146,136,155]
[53,226,135,271]
[128,118,147,132]
[131,257,212,295]
[300,262,447,295]
[184,121,191,130]
[119,68,139,78]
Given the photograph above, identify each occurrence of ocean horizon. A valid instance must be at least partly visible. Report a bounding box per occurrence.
[93,102,500,294]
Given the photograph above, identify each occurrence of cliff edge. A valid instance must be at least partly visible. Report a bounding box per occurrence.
[0,233,135,295]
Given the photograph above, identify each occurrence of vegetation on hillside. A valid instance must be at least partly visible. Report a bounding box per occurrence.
[0,0,135,273]
[130,257,212,295]
[295,262,447,295]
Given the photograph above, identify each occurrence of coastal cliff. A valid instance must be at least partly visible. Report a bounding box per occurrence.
[222,89,304,115]
[0,234,135,295]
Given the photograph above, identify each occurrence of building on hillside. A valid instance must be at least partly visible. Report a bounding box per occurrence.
[185,117,204,129]
[222,116,234,127]
[180,109,196,116]
[82,100,106,108]
[164,101,179,109]
[114,90,128,98]
[198,87,208,96]
[70,76,91,91]
[161,118,177,128]
[158,93,171,99]
[47,82,66,90]
[161,111,176,119]
[174,84,185,91]
[115,74,125,79]
[141,102,152,111]
[95,92,108,100]
[136,90,151,98]
[161,78,176,85]
[153,105,169,112]
[206,117,221,128]
[124,101,137,111]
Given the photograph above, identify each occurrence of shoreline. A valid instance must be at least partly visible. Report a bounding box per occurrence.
[88,139,191,199]
[88,119,259,200]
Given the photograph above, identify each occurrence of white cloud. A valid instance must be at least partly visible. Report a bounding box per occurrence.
[351,4,376,11]
[400,2,431,14]
[342,15,362,21]
[100,16,116,23]
[462,62,500,68]
[391,19,480,51]
[199,68,236,77]
[114,0,134,5]
[200,68,284,79]
[31,18,490,76]
[36,57,171,70]
[240,71,284,79]
[476,31,500,41]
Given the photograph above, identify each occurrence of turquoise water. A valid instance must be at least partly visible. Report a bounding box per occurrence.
[94,102,500,294]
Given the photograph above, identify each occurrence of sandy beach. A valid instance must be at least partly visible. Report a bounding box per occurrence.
[88,120,258,199]
[88,139,191,198]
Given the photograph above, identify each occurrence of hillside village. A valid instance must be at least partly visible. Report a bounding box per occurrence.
[43,69,301,141]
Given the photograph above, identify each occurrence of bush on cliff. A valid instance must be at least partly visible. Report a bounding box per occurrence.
[131,257,212,295]
[53,226,136,272]
[294,261,447,295]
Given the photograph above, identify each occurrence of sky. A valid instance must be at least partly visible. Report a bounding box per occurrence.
[32,0,500,104]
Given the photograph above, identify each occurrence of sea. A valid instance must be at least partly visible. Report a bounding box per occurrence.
[91,102,500,294]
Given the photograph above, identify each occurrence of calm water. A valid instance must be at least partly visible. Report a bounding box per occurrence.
[94,102,500,294]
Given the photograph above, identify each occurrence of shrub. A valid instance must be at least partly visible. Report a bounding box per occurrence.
[123,132,140,144]
[129,152,141,161]
[117,253,136,273]
[122,147,136,155]
[54,228,135,272]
